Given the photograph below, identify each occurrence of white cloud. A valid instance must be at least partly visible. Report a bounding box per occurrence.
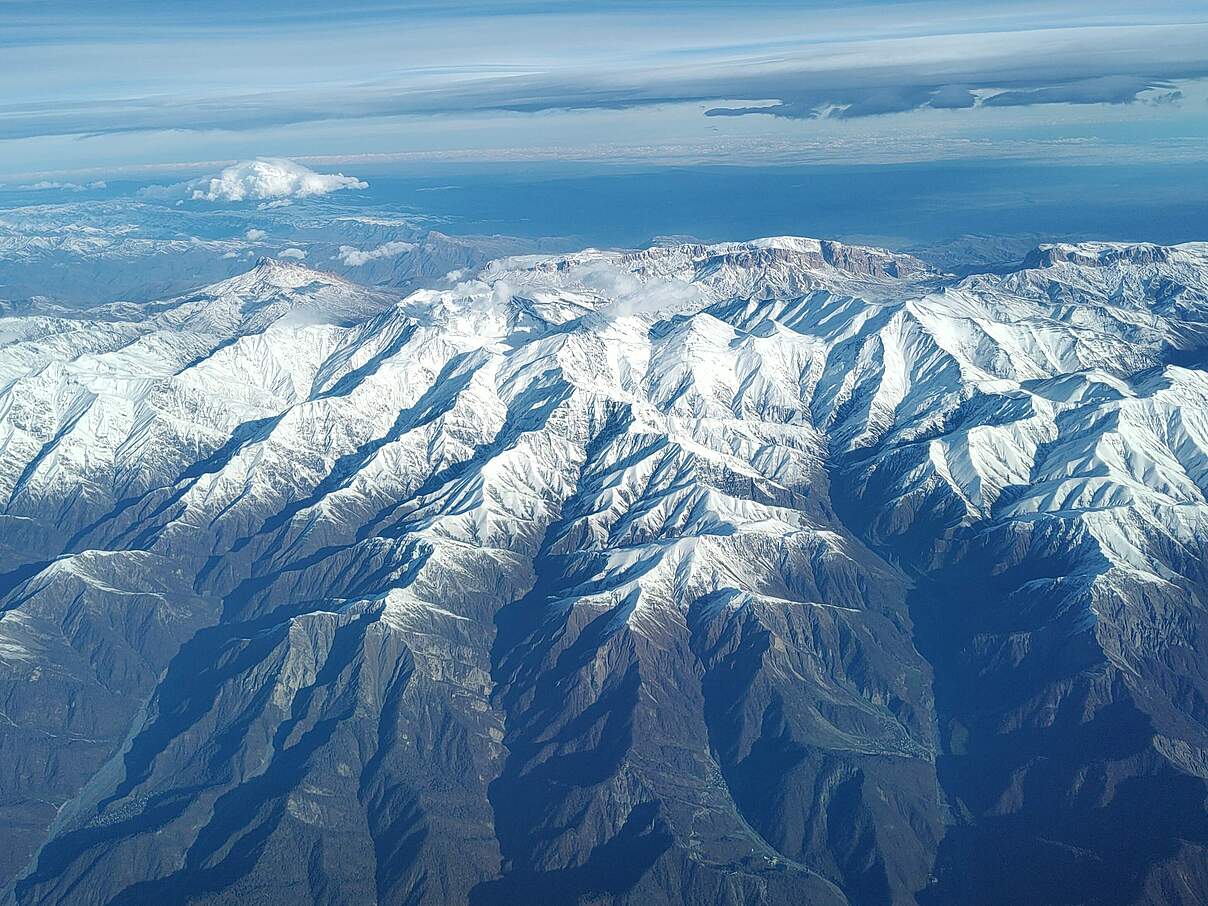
[189,158,367,202]
[244,228,266,241]
[336,240,416,266]
[17,179,106,192]
[568,262,704,319]
[278,247,307,259]
[222,251,240,259]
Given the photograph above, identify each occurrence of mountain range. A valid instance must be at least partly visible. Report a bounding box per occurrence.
[2,236,1208,904]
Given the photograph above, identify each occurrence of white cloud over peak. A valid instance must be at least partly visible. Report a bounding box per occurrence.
[568,262,704,319]
[336,240,416,266]
[278,247,307,259]
[189,158,367,202]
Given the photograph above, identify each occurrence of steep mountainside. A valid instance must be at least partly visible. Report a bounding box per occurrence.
[2,237,1208,905]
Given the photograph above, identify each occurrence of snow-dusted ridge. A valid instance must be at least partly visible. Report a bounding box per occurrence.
[3,236,1208,905]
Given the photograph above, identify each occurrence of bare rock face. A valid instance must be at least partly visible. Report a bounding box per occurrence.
[1022,241,1174,269]
[2,238,1208,905]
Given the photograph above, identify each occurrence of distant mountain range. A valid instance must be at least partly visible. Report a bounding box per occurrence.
[2,236,1208,905]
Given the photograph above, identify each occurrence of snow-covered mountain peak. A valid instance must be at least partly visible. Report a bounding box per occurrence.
[132,257,402,335]
[227,255,340,290]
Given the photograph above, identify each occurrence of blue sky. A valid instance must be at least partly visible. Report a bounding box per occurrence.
[2,0,1207,180]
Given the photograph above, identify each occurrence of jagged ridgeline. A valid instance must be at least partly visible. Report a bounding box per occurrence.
[2,237,1208,905]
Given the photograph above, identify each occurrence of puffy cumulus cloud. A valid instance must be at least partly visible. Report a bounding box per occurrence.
[244,228,266,241]
[336,240,417,267]
[189,158,367,202]
[278,247,307,259]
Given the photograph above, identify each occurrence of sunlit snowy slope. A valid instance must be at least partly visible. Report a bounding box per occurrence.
[2,237,1208,905]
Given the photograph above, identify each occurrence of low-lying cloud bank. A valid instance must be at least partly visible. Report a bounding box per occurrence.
[15,180,106,192]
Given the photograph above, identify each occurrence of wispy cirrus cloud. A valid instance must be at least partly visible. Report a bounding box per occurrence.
[2,1,1207,176]
[3,5,1207,136]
